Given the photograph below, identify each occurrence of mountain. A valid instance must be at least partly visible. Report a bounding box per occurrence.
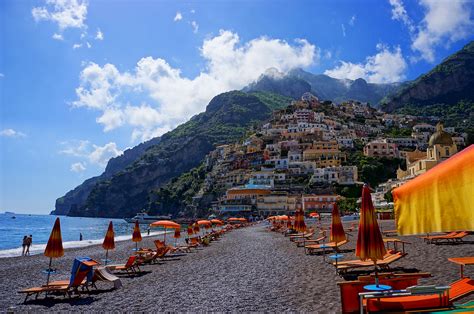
[244,68,402,105]
[382,41,474,112]
[56,91,291,218]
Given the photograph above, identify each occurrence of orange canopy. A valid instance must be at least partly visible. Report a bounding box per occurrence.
[227,217,240,221]
[330,203,346,243]
[211,219,224,225]
[44,217,64,258]
[102,221,115,250]
[132,221,142,243]
[150,220,181,229]
[394,145,474,235]
[197,220,211,226]
[356,185,386,262]
[309,212,319,218]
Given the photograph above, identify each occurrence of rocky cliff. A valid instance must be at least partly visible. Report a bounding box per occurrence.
[382,41,474,112]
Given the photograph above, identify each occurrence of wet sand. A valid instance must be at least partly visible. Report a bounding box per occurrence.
[0,220,473,312]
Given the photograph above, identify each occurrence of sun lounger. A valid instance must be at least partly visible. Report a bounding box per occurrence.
[304,240,348,255]
[107,256,141,274]
[137,246,170,264]
[93,267,122,289]
[294,235,326,247]
[422,231,470,244]
[335,251,407,274]
[365,277,474,312]
[18,264,90,302]
[289,231,315,242]
[421,231,459,243]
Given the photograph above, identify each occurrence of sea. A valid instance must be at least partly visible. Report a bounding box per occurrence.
[0,213,163,258]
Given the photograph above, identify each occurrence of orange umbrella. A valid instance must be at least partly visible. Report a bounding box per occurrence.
[102,221,115,265]
[356,184,387,285]
[309,212,319,218]
[150,220,180,244]
[193,223,200,233]
[187,225,194,236]
[44,217,64,285]
[330,203,346,244]
[294,208,306,233]
[132,221,142,251]
[211,219,224,226]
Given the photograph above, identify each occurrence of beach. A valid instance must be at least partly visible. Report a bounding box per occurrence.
[1,220,473,312]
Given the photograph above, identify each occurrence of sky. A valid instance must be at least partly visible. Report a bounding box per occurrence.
[1,0,473,214]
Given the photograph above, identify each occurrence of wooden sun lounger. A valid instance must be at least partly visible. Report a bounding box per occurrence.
[289,232,315,241]
[421,231,458,243]
[107,256,141,274]
[335,251,407,274]
[294,235,326,247]
[18,268,90,303]
[93,267,122,289]
[304,240,348,255]
[422,231,469,244]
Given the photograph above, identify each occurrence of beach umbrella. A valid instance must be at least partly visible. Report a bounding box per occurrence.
[102,221,115,265]
[193,222,200,233]
[132,221,142,251]
[330,203,346,244]
[286,216,292,229]
[173,228,181,247]
[294,208,306,233]
[211,219,224,226]
[393,145,474,235]
[149,220,180,244]
[44,217,64,285]
[309,212,319,218]
[356,184,387,285]
[187,225,194,238]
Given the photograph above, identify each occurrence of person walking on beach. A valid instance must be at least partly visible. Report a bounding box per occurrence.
[21,236,28,256]
[79,233,83,241]
[25,235,32,256]
[147,227,150,236]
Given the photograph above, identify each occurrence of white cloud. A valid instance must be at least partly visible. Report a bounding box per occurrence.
[95,28,104,40]
[190,9,195,14]
[32,0,88,31]
[52,33,63,40]
[86,41,92,48]
[325,44,407,83]
[88,142,123,166]
[60,140,123,168]
[389,0,474,63]
[0,129,26,138]
[0,73,4,78]
[341,24,346,37]
[73,43,82,49]
[349,15,356,26]
[70,162,86,172]
[191,21,199,33]
[73,30,318,142]
[174,12,182,22]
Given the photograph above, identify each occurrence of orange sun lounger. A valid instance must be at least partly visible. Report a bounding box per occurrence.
[335,251,407,274]
[107,256,141,274]
[304,240,348,255]
[365,277,474,312]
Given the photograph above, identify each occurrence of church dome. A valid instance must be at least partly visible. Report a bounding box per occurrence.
[429,122,453,146]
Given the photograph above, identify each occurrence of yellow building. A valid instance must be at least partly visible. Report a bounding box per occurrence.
[303,141,346,167]
[397,123,457,179]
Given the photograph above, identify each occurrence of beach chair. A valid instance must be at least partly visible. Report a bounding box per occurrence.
[421,231,459,243]
[93,267,122,289]
[434,231,469,244]
[365,277,474,312]
[335,251,407,274]
[289,231,315,242]
[136,246,170,264]
[304,240,349,255]
[19,262,91,303]
[107,256,141,274]
[294,235,326,247]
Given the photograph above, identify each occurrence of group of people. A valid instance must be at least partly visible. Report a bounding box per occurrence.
[21,235,33,256]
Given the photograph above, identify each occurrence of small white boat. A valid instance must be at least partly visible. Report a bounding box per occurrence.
[124,212,171,224]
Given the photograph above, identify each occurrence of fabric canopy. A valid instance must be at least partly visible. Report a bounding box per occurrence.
[393,145,474,235]
[44,217,64,258]
[150,220,180,229]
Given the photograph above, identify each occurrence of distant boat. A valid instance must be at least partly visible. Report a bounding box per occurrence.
[4,211,15,215]
[124,212,172,224]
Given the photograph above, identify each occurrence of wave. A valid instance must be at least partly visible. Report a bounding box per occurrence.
[0,230,168,258]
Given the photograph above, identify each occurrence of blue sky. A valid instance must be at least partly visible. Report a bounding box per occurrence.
[1,0,473,214]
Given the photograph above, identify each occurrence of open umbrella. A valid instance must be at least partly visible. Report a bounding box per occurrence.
[356,184,387,286]
[102,221,115,265]
[309,212,319,218]
[132,221,142,251]
[149,220,180,244]
[44,217,64,285]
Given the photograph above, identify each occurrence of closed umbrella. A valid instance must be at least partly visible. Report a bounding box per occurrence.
[330,203,346,269]
[187,225,194,238]
[44,217,64,285]
[294,208,306,233]
[193,223,200,233]
[173,228,181,247]
[356,184,387,286]
[102,221,115,265]
[149,220,180,244]
[132,221,142,251]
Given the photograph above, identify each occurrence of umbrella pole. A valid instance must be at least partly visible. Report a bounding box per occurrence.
[164,229,166,245]
[46,257,52,286]
[105,250,109,266]
[374,260,379,287]
[135,242,138,251]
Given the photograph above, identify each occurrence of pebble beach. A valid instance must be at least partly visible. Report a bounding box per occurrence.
[0,220,473,312]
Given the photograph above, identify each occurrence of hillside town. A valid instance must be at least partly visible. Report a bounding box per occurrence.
[189,93,468,219]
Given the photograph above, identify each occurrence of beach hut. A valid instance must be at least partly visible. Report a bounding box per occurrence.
[393,145,474,235]
[356,184,387,286]
[44,217,64,285]
[102,221,115,265]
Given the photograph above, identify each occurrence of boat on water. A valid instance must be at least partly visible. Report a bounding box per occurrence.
[124,212,172,224]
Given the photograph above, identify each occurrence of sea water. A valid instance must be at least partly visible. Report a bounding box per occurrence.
[0,213,163,258]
